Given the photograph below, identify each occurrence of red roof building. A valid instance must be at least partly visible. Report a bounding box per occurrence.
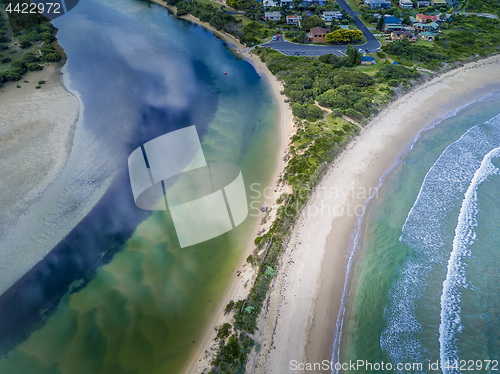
[416,13,438,23]
[307,26,331,43]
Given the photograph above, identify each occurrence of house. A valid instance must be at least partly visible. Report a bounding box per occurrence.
[385,15,403,24]
[264,11,282,21]
[263,0,278,7]
[302,0,327,6]
[391,30,417,41]
[420,31,436,41]
[363,0,392,9]
[321,11,343,21]
[385,24,404,32]
[437,13,452,22]
[286,15,302,27]
[413,22,439,32]
[431,0,446,5]
[279,0,293,7]
[384,15,403,32]
[361,56,376,65]
[416,13,437,23]
[416,0,430,6]
[307,26,331,43]
[399,0,413,8]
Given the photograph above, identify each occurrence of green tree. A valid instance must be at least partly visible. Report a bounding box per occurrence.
[325,29,363,43]
[376,15,384,31]
[346,44,362,65]
[301,15,325,31]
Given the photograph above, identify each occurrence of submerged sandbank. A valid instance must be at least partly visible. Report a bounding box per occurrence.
[0,64,79,293]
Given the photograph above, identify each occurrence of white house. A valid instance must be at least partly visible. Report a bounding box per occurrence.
[321,11,343,21]
[264,11,282,21]
[279,0,294,7]
[399,0,413,8]
[263,0,278,7]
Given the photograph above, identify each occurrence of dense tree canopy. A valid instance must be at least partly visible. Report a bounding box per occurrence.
[325,29,363,44]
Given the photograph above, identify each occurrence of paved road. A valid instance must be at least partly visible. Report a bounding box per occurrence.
[261,0,381,56]
[456,11,498,19]
[260,38,351,56]
[336,0,380,50]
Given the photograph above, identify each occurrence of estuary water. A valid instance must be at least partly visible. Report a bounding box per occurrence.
[0,0,278,372]
[341,91,500,373]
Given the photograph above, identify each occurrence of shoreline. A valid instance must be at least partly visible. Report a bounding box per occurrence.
[155,2,297,372]
[250,55,500,373]
[183,49,295,374]
[152,1,500,372]
[150,0,247,50]
[182,52,295,372]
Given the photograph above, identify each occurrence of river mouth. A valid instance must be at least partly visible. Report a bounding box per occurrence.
[0,0,279,372]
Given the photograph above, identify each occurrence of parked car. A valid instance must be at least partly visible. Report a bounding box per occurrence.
[272,35,277,40]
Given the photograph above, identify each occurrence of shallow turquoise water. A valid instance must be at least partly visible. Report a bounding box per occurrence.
[341,92,500,373]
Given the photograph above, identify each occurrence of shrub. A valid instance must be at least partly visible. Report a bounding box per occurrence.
[375,64,419,81]
[225,300,235,314]
[27,63,43,71]
[216,323,232,340]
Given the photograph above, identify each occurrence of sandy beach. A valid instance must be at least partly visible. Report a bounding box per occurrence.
[248,55,500,373]
[2,3,499,373]
[0,65,79,239]
[182,42,296,374]
[156,3,500,372]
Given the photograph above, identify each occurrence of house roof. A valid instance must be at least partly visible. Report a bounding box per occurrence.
[385,24,403,29]
[384,16,402,24]
[421,31,436,36]
[309,26,331,33]
[265,11,282,16]
[287,15,301,18]
[361,56,376,61]
[417,13,438,21]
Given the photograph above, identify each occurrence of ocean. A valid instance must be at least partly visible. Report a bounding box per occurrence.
[340,91,500,373]
[0,0,278,372]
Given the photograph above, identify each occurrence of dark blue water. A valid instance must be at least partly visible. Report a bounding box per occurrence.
[0,0,278,372]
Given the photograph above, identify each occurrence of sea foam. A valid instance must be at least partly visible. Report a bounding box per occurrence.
[439,146,500,373]
[381,113,500,371]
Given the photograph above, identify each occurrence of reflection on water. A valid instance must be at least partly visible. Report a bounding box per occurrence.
[0,0,279,372]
